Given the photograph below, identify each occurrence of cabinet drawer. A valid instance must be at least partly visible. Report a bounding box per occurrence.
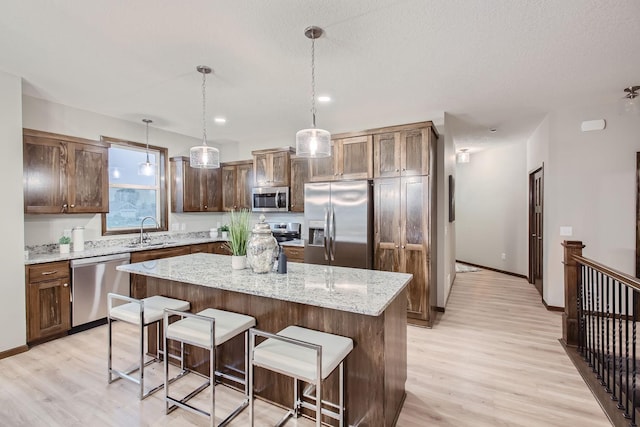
[281,246,304,263]
[27,261,70,283]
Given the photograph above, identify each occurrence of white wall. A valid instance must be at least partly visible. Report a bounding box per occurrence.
[543,103,640,307]
[456,141,528,275]
[22,97,306,245]
[0,70,26,352]
[436,114,456,308]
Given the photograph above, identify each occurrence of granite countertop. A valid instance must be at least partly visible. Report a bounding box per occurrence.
[24,237,228,265]
[279,239,304,247]
[117,252,412,316]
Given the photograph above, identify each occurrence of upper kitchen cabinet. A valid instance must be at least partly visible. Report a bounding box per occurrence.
[373,123,436,178]
[170,156,222,212]
[23,129,109,214]
[252,147,295,187]
[221,160,254,211]
[309,135,372,182]
[289,156,310,212]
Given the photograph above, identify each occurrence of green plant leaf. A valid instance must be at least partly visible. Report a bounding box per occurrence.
[223,209,251,256]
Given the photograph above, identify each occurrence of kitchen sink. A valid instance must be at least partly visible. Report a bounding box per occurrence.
[124,241,178,249]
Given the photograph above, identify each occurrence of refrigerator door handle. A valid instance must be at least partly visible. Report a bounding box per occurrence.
[330,207,336,261]
[323,208,330,261]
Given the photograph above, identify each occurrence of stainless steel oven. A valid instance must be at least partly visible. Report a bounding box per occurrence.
[251,186,289,212]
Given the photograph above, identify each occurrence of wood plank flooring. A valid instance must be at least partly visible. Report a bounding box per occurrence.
[0,269,611,426]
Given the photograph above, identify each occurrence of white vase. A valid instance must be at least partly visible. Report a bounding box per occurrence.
[59,244,70,254]
[231,255,246,270]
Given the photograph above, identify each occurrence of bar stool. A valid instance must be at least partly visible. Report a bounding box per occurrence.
[249,326,354,427]
[107,293,190,399]
[164,308,256,427]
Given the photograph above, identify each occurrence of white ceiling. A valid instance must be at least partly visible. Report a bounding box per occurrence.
[1,1,639,152]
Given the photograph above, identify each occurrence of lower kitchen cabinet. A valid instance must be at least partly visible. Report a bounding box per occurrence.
[211,242,231,255]
[26,261,71,344]
[281,245,304,263]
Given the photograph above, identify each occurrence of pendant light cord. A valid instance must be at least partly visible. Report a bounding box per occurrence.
[145,121,150,162]
[310,35,316,128]
[201,69,208,145]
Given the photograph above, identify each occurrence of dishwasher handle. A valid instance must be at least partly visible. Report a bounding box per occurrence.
[70,253,131,268]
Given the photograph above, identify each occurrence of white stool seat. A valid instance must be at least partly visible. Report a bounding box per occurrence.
[253,326,353,383]
[110,295,190,325]
[166,308,256,347]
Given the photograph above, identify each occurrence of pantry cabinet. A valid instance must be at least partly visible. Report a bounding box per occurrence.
[221,160,254,211]
[170,156,222,212]
[373,126,434,178]
[252,147,295,187]
[289,156,310,212]
[23,129,109,214]
[26,261,71,343]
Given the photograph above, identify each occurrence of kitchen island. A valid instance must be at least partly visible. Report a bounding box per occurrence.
[118,253,411,426]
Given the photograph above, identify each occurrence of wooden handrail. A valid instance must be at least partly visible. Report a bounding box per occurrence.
[573,254,640,293]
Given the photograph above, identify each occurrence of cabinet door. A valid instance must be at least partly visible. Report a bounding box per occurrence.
[23,136,67,214]
[27,277,71,342]
[254,153,269,186]
[67,143,109,213]
[270,151,290,187]
[221,165,237,211]
[290,157,309,212]
[211,242,232,255]
[337,135,372,180]
[374,132,401,178]
[309,142,335,182]
[281,246,304,263]
[190,243,212,254]
[236,162,254,210]
[401,128,430,176]
[203,167,222,211]
[183,165,205,212]
[374,179,401,273]
[401,176,430,323]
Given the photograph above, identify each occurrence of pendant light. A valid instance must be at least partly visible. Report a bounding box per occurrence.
[456,149,470,164]
[138,118,155,176]
[190,65,220,169]
[296,26,331,158]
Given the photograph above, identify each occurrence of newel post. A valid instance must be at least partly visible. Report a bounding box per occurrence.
[562,240,585,347]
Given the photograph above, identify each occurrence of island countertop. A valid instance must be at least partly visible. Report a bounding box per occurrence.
[117,252,412,316]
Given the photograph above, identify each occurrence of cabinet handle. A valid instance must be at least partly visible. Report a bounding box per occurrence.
[402,168,406,171]
[63,283,69,287]
[395,245,399,248]
[204,205,208,209]
[395,169,399,172]
[61,203,68,212]
[70,204,75,208]
[340,173,343,176]
[41,271,58,276]
[401,245,406,249]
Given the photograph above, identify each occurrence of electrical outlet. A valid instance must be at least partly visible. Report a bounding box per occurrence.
[501,253,506,260]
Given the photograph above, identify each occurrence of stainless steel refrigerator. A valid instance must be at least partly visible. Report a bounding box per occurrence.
[304,180,373,268]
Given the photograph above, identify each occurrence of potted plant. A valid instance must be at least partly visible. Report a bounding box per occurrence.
[59,235,71,254]
[219,224,230,240]
[223,210,250,269]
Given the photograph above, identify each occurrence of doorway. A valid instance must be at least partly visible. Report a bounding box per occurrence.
[529,166,544,296]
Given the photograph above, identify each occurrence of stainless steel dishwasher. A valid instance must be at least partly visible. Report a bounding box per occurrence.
[70,253,131,328]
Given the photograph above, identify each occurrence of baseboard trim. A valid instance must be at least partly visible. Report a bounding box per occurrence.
[456,260,527,279]
[542,299,563,312]
[0,344,28,360]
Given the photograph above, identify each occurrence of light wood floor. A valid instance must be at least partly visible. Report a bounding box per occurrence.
[0,269,611,426]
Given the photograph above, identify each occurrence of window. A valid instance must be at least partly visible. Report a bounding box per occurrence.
[100,136,168,235]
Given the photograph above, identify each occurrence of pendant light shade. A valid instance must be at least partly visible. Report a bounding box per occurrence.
[296,26,331,158]
[456,149,470,164]
[190,65,220,169]
[138,118,155,176]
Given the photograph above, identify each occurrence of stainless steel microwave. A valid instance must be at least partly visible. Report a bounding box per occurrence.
[251,186,289,212]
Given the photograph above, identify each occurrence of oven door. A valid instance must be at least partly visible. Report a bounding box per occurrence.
[252,187,289,212]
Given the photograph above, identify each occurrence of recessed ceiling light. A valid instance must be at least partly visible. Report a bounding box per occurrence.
[214,117,226,124]
[318,95,331,103]
[489,128,497,133]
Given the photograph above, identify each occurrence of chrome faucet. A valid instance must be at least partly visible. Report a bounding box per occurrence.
[140,216,160,245]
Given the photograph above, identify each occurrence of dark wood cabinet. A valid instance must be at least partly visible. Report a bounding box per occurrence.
[130,246,192,298]
[211,241,232,255]
[281,245,304,263]
[374,176,432,326]
[373,126,434,178]
[290,156,310,212]
[309,135,372,182]
[26,261,71,343]
[170,156,222,212]
[252,147,294,187]
[221,160,254,211]
[23,129,109,214]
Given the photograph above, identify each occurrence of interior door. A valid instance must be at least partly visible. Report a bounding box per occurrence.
[529,167,544,295]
